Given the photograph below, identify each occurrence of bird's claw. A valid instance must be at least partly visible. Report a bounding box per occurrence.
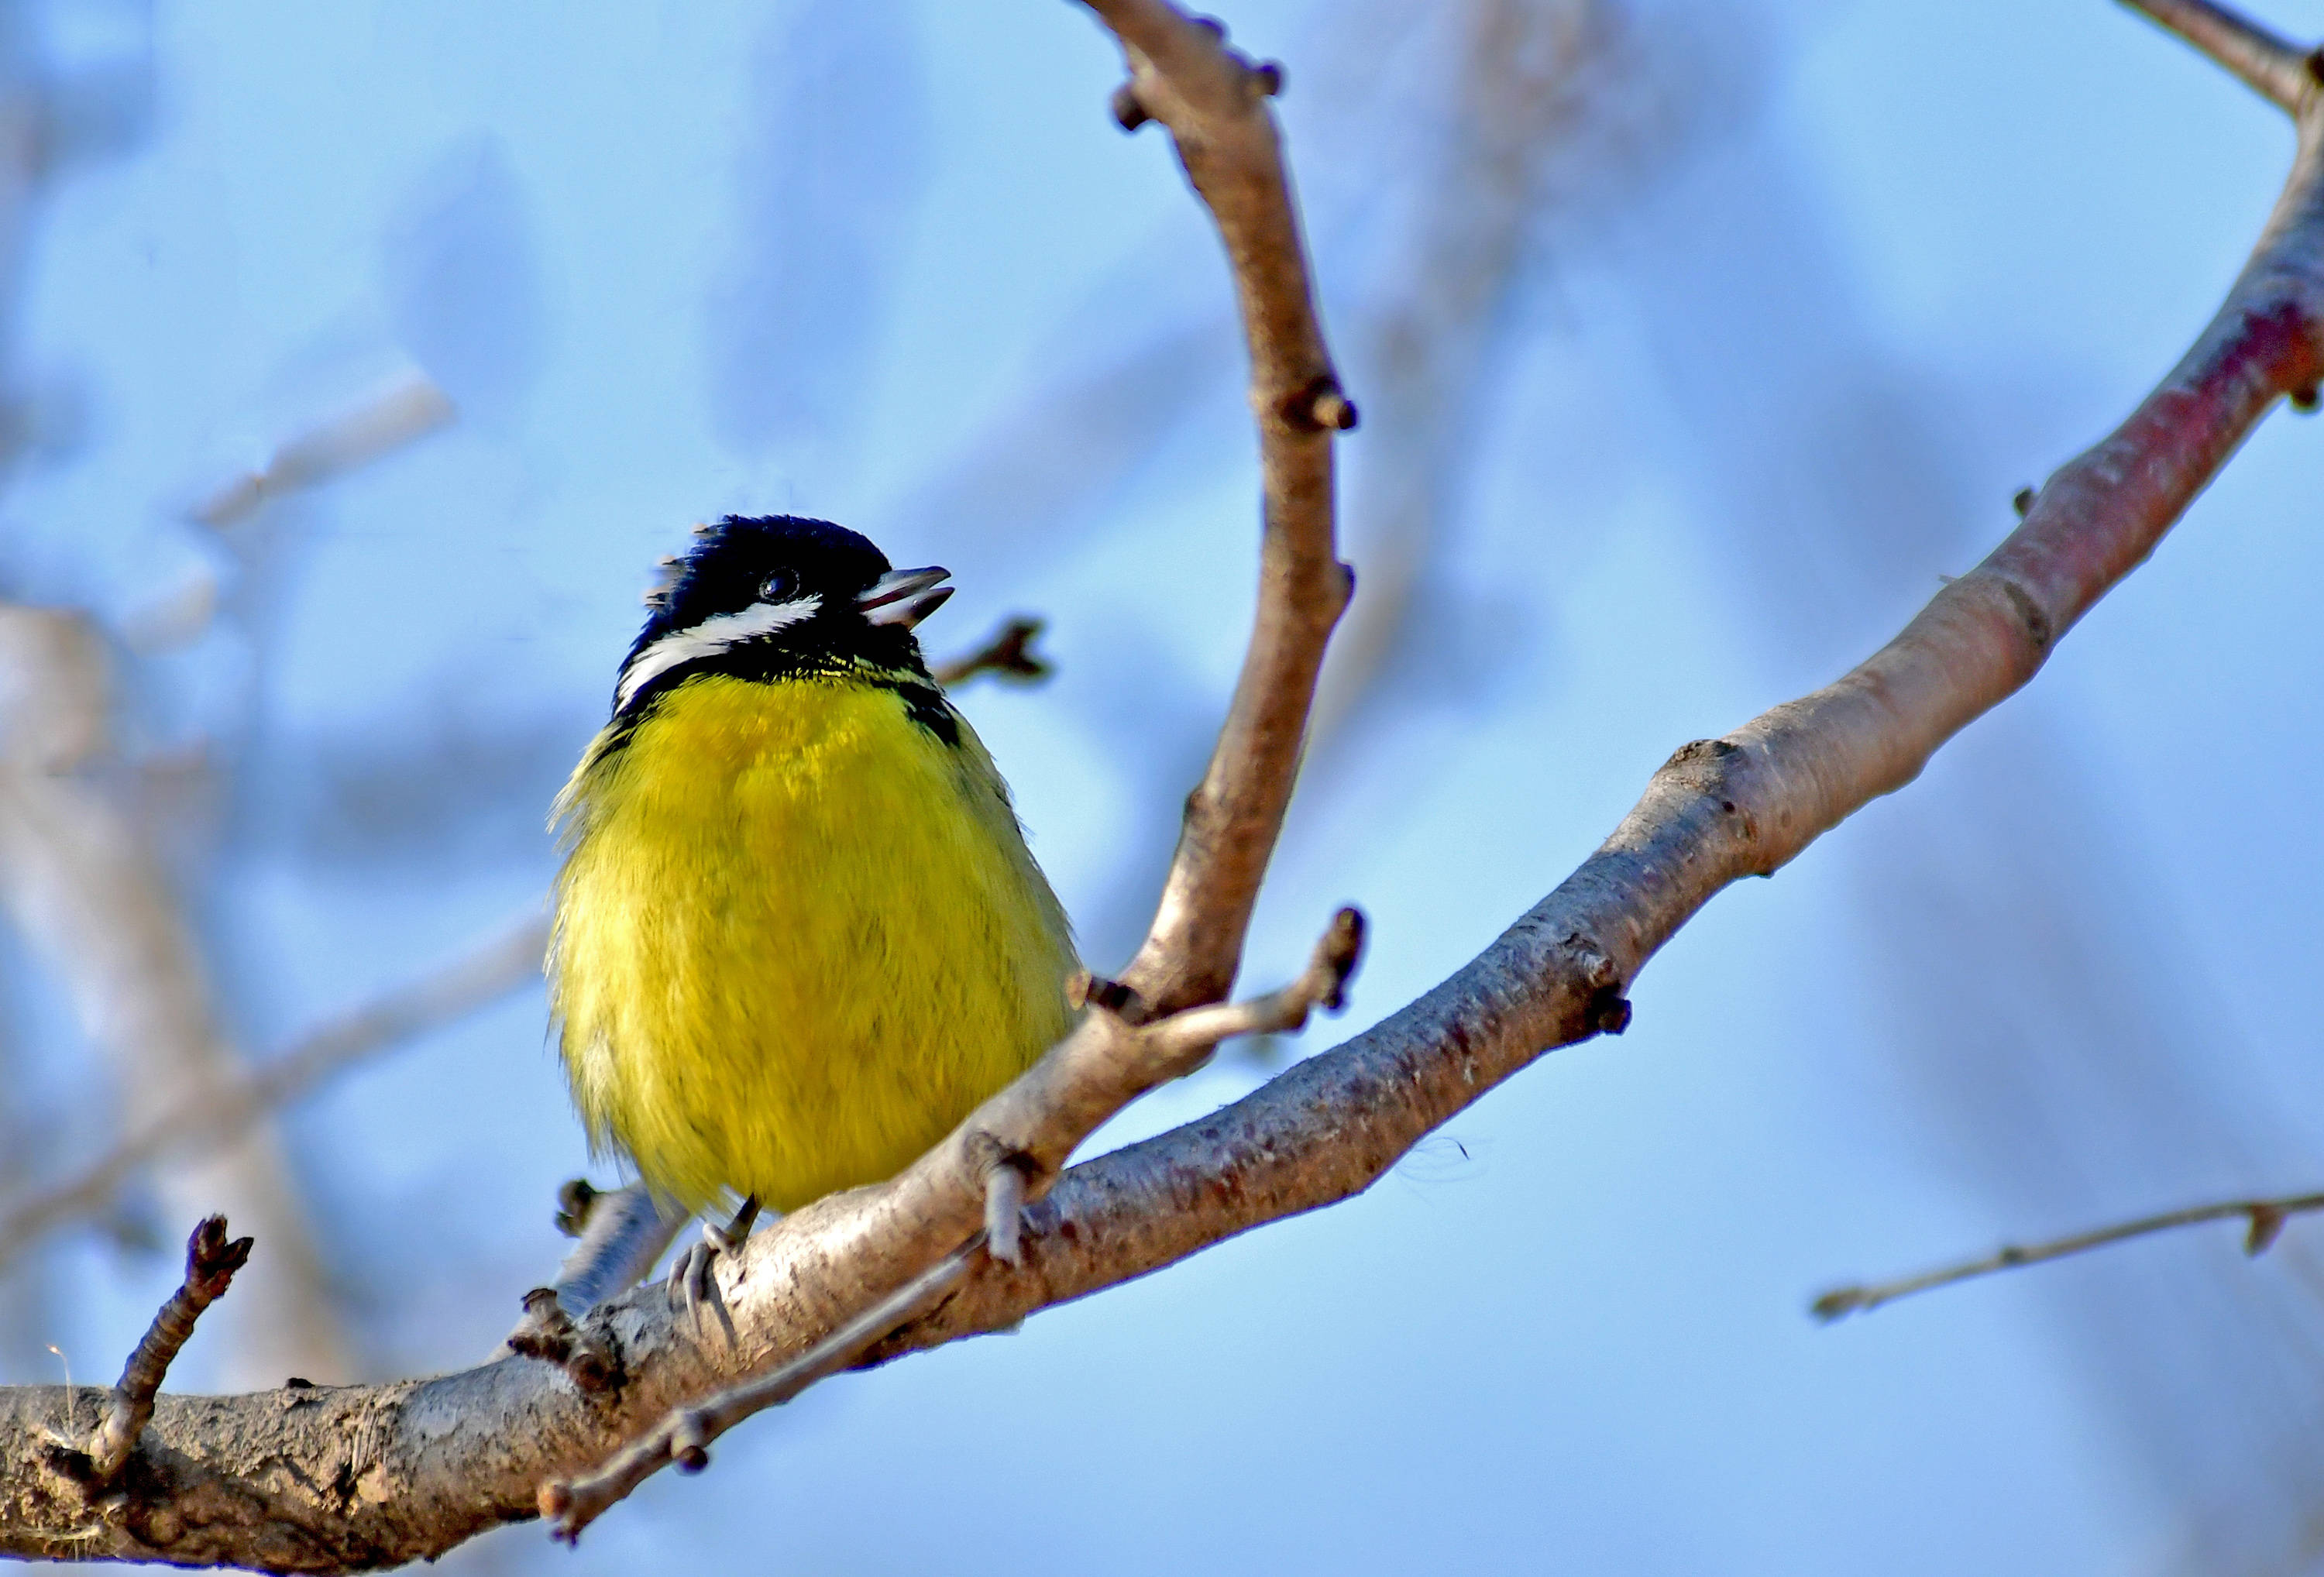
[665,1237,717,1321]
[665,1197,760,1324]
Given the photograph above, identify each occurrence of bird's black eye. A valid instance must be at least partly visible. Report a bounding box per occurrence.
[759,571,796,603]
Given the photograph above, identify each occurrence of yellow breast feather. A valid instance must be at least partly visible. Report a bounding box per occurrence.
[548,671,1077,1214]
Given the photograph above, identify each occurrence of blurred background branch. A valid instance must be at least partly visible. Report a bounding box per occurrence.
[0,605,349,1388]
[0,911,545,1273]
[187,372,455,534]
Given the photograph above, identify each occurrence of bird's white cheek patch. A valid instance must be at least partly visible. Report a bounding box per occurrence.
[617,596,820,709]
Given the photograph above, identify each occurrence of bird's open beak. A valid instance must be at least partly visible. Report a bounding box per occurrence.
[859,565,954,629]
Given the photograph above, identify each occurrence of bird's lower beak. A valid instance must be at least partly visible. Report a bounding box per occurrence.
[860,565,954,629]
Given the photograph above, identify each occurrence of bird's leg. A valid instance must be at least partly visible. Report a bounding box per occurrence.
[668,1195,761,1321]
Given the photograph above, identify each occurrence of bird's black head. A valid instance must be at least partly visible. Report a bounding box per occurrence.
[613,515,952,716]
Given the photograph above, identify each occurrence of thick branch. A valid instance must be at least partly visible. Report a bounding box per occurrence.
[1810,1188,2324,1320]
[2119,0,2315,113]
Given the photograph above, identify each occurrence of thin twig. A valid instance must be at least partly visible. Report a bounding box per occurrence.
[930,616,1053,688]
[542,1181,689,1318]
[2118,0,2314,113]
[1137,905,1363,1064]
[0,915,546,1270]
[540,1239,983,1542]
[1810,1190,2324,1321]
[84,1217,252,1483]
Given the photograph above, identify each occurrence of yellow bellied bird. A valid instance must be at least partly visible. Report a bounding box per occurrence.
[547,516,1077,1294]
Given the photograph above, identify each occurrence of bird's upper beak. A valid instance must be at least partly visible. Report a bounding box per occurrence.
[859,565,954,629]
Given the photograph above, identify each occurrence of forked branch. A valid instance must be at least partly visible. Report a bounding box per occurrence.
[2119,0,2316,112]
[535,0,1363,1541]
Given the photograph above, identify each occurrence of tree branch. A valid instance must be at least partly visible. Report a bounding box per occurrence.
[1091,0,1357,1019]
[1810,1189,2324,1321]
[2119,0,2315,113]
[853,0,2324,1366]
[0,606,351,1387]
[2,2,2319,1568]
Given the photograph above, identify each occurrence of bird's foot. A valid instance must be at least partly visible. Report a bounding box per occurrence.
[667,1197,761,1324]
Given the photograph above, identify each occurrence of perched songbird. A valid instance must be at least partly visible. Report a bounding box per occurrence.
[548,516,1077,1285]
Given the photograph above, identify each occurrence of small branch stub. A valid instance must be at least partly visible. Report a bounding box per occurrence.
[1286,375,1360,433]
[554,1178,600,1239]
[982,1156,1031,1266]
[2243,1202,2288,1254]
[931,617,1054,689]
[506,1288,623,1395]
[1315,907,1364,1009]
[1066,970,1141,1017]
[84,1216,253,1484]
[1110,81,1150,132]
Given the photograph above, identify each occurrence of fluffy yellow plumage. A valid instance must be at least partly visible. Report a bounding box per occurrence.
[548,517,1076,1218]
